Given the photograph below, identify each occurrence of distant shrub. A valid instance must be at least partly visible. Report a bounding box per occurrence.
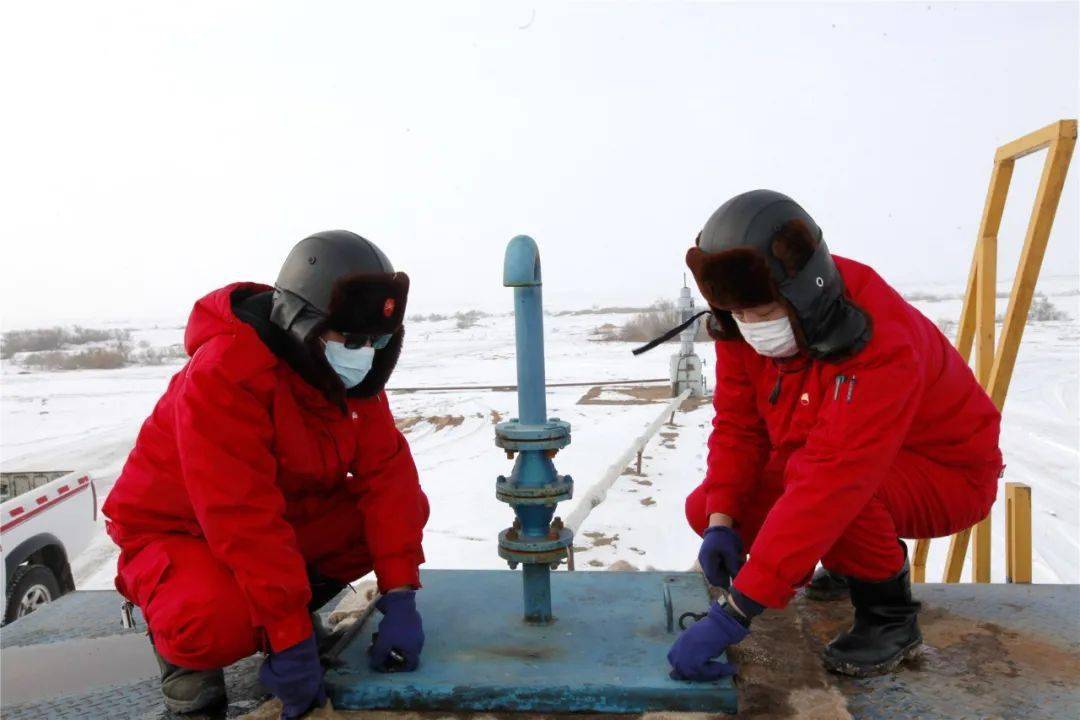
[934,295,1066,339]
[608,300,710,343]
[592,322,619,341]
[1,324,193,371]
[905,291,953,303]
[1,328,66,357]
[408,313,449,322]
[70,326,129,344]
[1028,295,1069,322]
[553,305,654,317]
[0,326,131,359]
[902,290,1013,303]
[21,347,129,370]
[454,310,487,330]
[133,344,188,365]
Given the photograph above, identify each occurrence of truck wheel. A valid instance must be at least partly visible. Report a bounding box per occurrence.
[4,564,61,623]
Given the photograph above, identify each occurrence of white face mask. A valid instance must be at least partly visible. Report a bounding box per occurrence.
[322,341,376,388]
[733,315,800,358]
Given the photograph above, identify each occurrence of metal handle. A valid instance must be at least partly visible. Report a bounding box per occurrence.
[663,583,674,633]
[120,601,136,630]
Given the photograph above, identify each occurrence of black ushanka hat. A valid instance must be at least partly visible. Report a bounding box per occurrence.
[271,230,408,343]
[269,230,409,406]
[685,190,871,361]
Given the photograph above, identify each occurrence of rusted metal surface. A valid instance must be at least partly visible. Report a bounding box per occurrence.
[796,583,1080,719]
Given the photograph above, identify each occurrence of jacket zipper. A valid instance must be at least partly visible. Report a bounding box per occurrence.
[769,374,783,405]
[769,357,811,405]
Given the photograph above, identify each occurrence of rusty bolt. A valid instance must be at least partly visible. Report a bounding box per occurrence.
[551,517,564,531]
[508,560,519,570]
[513,517,522,531]
[505,450,515,460]
[549,562,560,570]
[496,475,507,483]
[507,528,519,540]
[545,449,558,459]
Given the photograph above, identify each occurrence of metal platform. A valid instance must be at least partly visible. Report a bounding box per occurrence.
[1,582,1077,719]
[324,569,735,714]
[0,589,345,720]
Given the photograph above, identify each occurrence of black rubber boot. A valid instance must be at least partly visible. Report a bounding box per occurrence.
[804,566,849,601]
[822,559,922,677]
[152,644,226,714]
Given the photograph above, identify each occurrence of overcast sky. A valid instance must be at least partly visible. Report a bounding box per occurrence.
[1,1,1077,328]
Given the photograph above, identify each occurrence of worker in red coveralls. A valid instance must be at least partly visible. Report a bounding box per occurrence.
[665,191,1002,680]
[104,231,429,717]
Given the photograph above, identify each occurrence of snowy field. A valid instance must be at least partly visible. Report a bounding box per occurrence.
[1,276,1077,593]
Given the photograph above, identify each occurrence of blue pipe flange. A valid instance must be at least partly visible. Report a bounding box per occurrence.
[498,521,573,566]
[497,545,572,567]
[495,474,573,506]
[494,418,571,452]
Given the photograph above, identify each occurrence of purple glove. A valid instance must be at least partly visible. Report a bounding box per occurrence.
[698,525,744,589]
[667,601,749,681]
[369,590,424,672]
[258,634,326,720]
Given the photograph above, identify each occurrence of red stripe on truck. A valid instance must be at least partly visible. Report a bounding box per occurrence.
[0,482,91,534]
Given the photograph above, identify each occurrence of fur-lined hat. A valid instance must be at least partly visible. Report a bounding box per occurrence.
[269,230,409,408]
[686,190,870,360]
[271,230,408,343]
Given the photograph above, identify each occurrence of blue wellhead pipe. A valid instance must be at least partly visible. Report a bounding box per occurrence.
[494,235,574,624]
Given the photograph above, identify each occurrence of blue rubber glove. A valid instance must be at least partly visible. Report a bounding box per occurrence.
[667,601,749,681]
[698,525,744,589]
[369,590,424,672]
[258,634,326,720]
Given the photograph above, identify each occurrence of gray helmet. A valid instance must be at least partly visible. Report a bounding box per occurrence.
[686,190,870,360]
[271,230,409,344]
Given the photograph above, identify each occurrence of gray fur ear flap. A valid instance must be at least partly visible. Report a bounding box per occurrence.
[770,219,819,278]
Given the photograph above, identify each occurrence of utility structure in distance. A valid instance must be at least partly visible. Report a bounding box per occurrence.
[670,277,707,398]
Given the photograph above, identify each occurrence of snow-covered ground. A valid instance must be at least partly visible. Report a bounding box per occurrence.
[2,275,1077,592]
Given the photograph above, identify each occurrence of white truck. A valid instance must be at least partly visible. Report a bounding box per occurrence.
[0,470,99,623]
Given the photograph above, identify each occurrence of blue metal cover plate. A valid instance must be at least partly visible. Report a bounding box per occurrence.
[325,569,736,714]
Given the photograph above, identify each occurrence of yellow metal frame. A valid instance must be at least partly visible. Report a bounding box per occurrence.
[1005,482,1032,583]
[911,119,1076,584]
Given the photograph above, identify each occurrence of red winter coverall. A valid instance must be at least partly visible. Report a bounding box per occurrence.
[104,284,429,669]
[685,257,1002,608]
